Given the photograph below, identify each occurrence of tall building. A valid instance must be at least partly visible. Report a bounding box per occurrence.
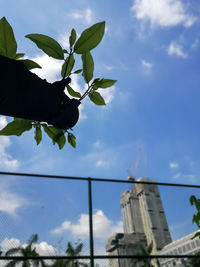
[120,178,172,252]
[106,178,172,267]
[106,177,200,267]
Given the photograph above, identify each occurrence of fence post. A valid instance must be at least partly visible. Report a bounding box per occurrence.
[88,178,94,267]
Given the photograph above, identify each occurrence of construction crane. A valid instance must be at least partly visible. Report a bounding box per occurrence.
[127,169,135,181]
[145,152,148,178]
[134,148,141,178]
[127,148,141,181]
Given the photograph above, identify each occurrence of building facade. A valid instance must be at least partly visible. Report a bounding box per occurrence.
[120,178,172,253]
[158,231,200,267]
[106,178,172,267]
[105,177,200,267]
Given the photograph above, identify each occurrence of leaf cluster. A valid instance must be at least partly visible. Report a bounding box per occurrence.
[131,242,154,267]
[190,195,200,239]
[0,17,116,149]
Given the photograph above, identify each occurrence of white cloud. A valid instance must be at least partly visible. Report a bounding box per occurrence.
[71,8,94,24]
[51,209,123,240]
[169,158,200,183]
[95,160,109,168]
[58,32,70,50]
[84,151,113,170]
[31,54,62,82]
[93,140,103,149]
[192,38,199,49]
[34,242,57,256]
[0,190,27,216]
[103,64,115,71]
[99,86,115,105]
[141,59,153,69]
[172,172,198,183]
[1,238,57,255]
[0,116,7,129]
[0,116,19,170]
[1,238,21,251]
[131,0,197,28]
[169,162,179,169]
[0,237,57,266]
[172,172,181,179]
[167,41,187,58]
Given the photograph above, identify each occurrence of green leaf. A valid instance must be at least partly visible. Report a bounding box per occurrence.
[89,91,106,105]
[0,118,32,136]
[93,78,116,90]
[66,85,81,98]
[93,78,100,83]
[25,34,64,59]
[15,53,25,59]
[34,124,42,145]
[0,17,17,58]
[61,54,75,77]
[42,125,66,149]
[21,59,42,70]
[52,130,66,149]
[54,133,66,149]
[67,133,76,148]
[190,195,196,206]
[191,232,200,240]
[0,47,4,55]
[42,124,55,144]
[195,200,200,211]
[73,69,82,74]
[82,51,94,83]
[74,21,105,54]
[69,28,77,48]
[63,49,68,54]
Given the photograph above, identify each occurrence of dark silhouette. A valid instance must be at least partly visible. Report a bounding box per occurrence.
[0,54,80,130]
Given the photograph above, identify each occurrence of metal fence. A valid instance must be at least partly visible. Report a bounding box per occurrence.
[0,171,200,267]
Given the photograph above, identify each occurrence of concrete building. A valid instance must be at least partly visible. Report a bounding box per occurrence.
[106,178,172,267]
[105,177,200,266]
[120,178,172,253]
[158,231,200,267]
[106,232,147,267]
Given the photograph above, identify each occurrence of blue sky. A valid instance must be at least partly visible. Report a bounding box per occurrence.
[0,0,200,264]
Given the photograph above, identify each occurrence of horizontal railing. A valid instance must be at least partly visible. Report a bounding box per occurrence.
[0,171,200,267]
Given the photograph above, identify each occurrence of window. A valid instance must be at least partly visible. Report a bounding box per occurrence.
[178,247,182,254]
[196,239,200,246]
[191,241,195,249]
[186,243,191,251]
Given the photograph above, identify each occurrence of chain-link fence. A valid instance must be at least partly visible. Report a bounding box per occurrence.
[0,171,200,267]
